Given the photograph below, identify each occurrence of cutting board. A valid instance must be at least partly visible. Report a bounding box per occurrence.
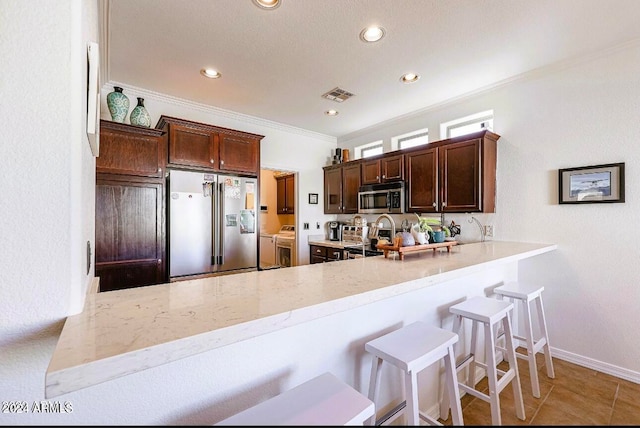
[376,238,458,260]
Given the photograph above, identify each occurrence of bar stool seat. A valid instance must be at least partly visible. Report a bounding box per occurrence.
[365,321,463,426]
[494,281,555,398]
[216,372,375,426]
[440,296,525,426]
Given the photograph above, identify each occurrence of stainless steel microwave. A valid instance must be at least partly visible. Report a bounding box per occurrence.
[357,181,405,214]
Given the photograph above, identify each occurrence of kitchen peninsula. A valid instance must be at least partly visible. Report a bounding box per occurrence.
[46,241,556,419]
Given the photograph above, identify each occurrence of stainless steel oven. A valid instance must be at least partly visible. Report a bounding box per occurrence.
[358,181,405,214]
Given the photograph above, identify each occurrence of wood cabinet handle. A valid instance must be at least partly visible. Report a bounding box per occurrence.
[432,202,437,208]
[220,160,224,165]
[157,168,162,173]
[210,159,214,163]
[382,174,386,179]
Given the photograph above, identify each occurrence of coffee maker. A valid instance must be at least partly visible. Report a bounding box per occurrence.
[328,221,342,241]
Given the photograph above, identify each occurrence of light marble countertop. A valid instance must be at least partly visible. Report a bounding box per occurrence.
[307,238,349,249]
[46,241,556,398]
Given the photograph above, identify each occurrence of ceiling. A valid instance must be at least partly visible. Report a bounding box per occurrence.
[105,0,640,138]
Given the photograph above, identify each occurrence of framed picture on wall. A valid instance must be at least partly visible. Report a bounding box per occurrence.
[86,41,100,157]
[558,162,625,204]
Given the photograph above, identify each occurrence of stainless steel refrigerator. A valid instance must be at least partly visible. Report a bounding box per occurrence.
[168,169,257,278]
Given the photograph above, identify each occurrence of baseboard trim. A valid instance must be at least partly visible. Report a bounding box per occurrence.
[550,346,640,384]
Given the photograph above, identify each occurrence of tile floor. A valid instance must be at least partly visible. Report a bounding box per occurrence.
[438,349,640,426]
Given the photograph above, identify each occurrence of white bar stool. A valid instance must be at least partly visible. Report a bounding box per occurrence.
[440,296,525,426]
[216,372,375,426]
[365,321,463,426]
[494,281,555,398]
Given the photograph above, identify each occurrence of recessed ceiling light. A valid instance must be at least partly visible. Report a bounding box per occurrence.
[360,26,386,43]
[200,68,221,79]
[252,0,281,10]
[400,73,420,83]
[325,110,339,116]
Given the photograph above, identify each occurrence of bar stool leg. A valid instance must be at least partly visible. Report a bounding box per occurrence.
[404,370,419,425]
[440,314,462,421]
[367,356,383,426]
[503,314,525,420]
[536,295,555,379]
[522,297,541,398]
[484,322,502,426]
[467,320,479,388]
[444,344,464,426]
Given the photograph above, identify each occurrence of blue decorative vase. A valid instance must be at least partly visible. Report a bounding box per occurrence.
[106,86,129,123]
[129,97,151,127]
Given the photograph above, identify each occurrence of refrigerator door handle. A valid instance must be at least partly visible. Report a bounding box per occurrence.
[212,180,219,266]
[218,182,225,265]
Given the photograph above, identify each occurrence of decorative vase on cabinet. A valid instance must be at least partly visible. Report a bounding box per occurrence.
[106,86,130,123]
[129,97,151,127]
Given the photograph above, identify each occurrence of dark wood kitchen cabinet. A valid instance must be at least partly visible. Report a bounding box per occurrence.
[361,154,404,184]
[405,130,498,213]
[406,146,438,212]
[97,120,165,178]
[309,245,343,264]
[96,121,167,292]
[156,115,263,176]
[323,162,361,214]
[276,174,295,214]
[95,179,165,292]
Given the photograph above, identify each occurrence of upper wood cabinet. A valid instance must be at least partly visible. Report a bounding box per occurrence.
[405,130,498,213]
[156,116,263,176]
[406,147,438,212]
[342,162,361,213]
[361,154,404,184]
[323,162,361,214]
[97,120,165,178]
[276,174,295,214]
[218,132,260,174]
[324,165,343,214]
[325,130,499,214]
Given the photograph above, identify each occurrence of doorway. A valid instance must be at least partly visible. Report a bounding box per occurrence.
[259,168,297,268]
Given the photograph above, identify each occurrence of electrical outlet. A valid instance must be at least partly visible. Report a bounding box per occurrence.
[303,222,309,230]
[316,222,320,229]
[484,225,494,237]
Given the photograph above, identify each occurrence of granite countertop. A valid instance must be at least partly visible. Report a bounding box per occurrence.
[45,241,556,398]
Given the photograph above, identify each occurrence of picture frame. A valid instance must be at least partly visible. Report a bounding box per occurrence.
[86,41,100,157]
[308,193,318,204]
[558,162,625,204]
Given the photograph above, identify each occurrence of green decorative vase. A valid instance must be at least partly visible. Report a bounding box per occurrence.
[106,86,129,123]
[129,97,151,128]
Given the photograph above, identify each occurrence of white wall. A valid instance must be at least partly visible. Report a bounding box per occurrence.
[340,40,640,380]
[2,1,639,424]
[0,0,98,424]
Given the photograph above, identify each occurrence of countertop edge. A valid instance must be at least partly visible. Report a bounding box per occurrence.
[45,241,557,398]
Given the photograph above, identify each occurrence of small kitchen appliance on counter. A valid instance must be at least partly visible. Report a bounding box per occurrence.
[328,221,343,241]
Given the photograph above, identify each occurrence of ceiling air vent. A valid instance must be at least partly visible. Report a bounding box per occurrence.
[322,87,355,103]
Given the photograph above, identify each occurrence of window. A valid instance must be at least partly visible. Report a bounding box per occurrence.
[440,110,494,139]
[355,140,383,159]
[391,128,429,150]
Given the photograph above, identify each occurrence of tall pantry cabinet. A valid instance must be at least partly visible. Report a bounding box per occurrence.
[95,120,166,292]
